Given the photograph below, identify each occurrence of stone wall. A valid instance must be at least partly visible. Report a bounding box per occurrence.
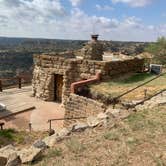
[32,54,77,103]
[63,93,106,127]
[32,53,145,103]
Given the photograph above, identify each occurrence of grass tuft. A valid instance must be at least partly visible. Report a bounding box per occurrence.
[104,131,119,141]
[0,129,15,140]
[47,148,62,158]
[118,73,153,84]
[65,138,85,154]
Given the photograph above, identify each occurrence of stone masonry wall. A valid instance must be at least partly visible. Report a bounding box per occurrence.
[63,93,106,127]
[32,54,78,103]
[32,53,145,103]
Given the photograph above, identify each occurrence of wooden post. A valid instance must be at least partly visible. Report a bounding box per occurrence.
[0,80,2,92]
[144,89,147,99]
[0,122,5,130]
[29,123,32,132]
[49,120,52,132]
[18,77,22,89]
[48,120,55,136]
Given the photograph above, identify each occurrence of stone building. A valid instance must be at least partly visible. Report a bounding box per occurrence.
[32,35,145,106]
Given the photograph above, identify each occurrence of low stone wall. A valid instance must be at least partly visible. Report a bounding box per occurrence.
[63,93,106,127]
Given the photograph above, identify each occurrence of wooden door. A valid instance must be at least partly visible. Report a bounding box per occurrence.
[54,74,63,102]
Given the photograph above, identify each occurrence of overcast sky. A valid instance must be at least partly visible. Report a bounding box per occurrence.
[0,0,165,41]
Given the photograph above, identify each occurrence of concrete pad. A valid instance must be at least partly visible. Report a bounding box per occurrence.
[0,86,64,131]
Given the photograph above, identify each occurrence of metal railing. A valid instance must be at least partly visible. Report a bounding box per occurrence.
[0,106,35,131]
[110,72,166,105]
[0,106,35,120]
[47,116,87,135]
[0,76,32,92]
[132,89,166,108]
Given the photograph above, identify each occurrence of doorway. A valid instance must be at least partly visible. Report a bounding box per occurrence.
[54,74,63,102]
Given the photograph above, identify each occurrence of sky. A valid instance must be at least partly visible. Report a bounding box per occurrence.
[0,0,165,41]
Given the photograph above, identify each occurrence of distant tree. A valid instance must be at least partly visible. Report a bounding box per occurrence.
[145,36,166,65]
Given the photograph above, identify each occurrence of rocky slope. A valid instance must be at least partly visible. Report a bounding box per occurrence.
[0,90,165,165]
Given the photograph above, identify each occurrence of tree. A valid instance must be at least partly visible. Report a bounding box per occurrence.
[145,37,166,65]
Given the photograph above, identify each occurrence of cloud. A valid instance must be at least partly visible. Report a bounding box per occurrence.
[69,0,84,7]
[122,16,143,29]
[112,0,153,7]
[0,0,165,41]
[0,15,8,26]
[0,0,66,24]
[96,4,114,11]
[1,0,23,7]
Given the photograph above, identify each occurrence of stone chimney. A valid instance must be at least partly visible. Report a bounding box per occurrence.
[91,34,99,42]
[80,34,104,61]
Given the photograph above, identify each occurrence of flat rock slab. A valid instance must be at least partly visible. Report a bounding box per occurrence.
[18,146,42,164]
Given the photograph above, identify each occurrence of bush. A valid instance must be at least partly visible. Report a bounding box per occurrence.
[145,36,166,65]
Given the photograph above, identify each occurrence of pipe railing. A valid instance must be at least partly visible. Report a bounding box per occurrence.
[47,116,87,135]
[110,72,166,105]
[131,89,166,108]
[0,76,32,92]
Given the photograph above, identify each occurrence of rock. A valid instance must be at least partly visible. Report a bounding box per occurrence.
[43,128,71,147]
[33,140,48,150]
[87,116,101,127]
[54,128,71,142]
[119,110,131,119]
[0,156,7,166]
[106,108,121,117]
[106,108,130,119]
[122,100,140,109]
[71,123,89,132]
[158,101,166,106]
[0,145,19,166]
[42,135,57,147]
[56,128,71,137]
[18,146,42,164]
[87,113,110,128]
[0,145,17,159]
[6,153,21,166]
[97,112,110,127]
[162,152,166,162]
[97,113,108,120]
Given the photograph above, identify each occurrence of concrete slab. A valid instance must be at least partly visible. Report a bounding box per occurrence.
[0,86,64,131]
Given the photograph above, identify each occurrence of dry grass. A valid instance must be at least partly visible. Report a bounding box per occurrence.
[0,130,47,148]
[34,105,166,166]
[90,72,166,101]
